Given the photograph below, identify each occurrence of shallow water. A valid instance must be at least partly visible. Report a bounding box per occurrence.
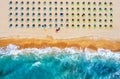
[0,44,120,79]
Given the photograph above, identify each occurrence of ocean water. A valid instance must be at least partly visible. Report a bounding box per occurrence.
[0,44,120,79]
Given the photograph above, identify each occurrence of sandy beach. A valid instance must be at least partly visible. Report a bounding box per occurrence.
[0,0,120,52]
[0,38,120,52]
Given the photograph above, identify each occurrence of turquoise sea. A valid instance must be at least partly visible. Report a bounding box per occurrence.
[0,44,120,79]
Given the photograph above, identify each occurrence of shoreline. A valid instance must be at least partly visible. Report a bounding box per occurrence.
[0,38,120,52]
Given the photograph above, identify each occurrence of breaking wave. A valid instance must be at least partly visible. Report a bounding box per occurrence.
[0,44,120,79]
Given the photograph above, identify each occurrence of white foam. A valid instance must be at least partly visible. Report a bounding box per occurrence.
[6,44,19,51]
[32,61,41,67]
[0,44,120,61]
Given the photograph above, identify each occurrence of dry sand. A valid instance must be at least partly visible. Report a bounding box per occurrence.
[0,38,120,52]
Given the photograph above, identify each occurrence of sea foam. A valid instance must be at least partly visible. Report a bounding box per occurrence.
[0,44,119,58]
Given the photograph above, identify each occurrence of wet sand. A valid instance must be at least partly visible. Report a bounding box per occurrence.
[0,38,120,52]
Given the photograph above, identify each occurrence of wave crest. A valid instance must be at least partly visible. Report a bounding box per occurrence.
[0,44,120,60]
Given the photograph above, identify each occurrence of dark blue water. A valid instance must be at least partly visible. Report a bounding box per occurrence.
[0,45,120,79]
